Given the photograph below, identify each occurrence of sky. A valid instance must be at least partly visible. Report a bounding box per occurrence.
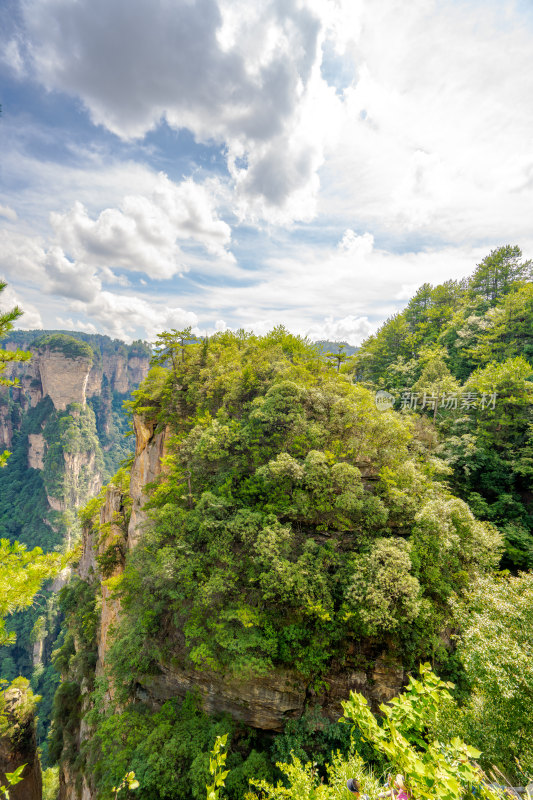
[1,0,533,344]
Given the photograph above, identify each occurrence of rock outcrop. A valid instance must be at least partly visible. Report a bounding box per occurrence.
[2,333,150,413]
[63,450,102,510]
[38,350,92,412]
[0,685,42,800]
[0,404,13,450]
[87,352,151,398]
[59,407,408,797]
[28,433,45,470]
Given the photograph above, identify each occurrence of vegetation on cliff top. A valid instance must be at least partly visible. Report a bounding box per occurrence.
[102,327,500,687]
[6,329,152,362]
[33,333,95,362]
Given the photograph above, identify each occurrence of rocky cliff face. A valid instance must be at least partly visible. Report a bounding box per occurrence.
[38,350,92,412]
[27,433,45,470]
[3,337,150,411]
[87,352,151,398]
[0,685,42,800]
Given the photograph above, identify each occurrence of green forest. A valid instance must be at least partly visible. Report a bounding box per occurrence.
[1,247,532,800]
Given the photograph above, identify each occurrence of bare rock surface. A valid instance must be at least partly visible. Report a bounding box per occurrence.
[145,666,305,730]
[0,402,13,449]
[127,417,168,550]
[38,350,92,411]
[28,433,45,470]
[95,486,124,677]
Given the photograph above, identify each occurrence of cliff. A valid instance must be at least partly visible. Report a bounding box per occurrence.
[90,415,403,722]
[0,682,42,800]
[0,333,150,511]
[0,331,150,773]
[2,331,151,412]
[37,349,92,412]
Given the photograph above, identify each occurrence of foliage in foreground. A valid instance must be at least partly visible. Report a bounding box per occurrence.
[0,539,64,647]
[449,572,533,778]
[251,666,525,800]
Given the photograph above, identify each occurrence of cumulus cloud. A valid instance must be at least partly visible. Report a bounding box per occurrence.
[305,314,373,345]
[15,0,343,221]
[49,174,232,280]
[0,284,42,329]
[69,291,199,342]
[0,229,48,284]
[15,0,533,232]
[45,246,102,302]
[0,172,234,309]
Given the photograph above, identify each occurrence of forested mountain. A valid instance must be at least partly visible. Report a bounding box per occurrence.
[1,249,532,800]
[48,305,532,799]
[353,245,533,570]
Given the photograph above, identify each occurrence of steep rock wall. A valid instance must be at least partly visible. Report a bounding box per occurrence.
[2,336,150,412]
[0,403,13,450]
[38,351,92,411]
[0,686,42,800]
[28,433,45,470]
[87,352,151,398]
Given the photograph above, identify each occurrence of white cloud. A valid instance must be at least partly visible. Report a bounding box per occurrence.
[0,229,48,284]
[305,314,372,345]
[320,0,533,243]
[16,0,343,221]
[0,144,165,236]
[49,174,232,280]
[192,231,493,337]
[0,284,43,329]
[13,0,533,234]
[45,246,102,302]
[0,171,236,308]
[69,291,199,342]
[0,205,17,222]
[55,317,98,334]
[1,39,25,76]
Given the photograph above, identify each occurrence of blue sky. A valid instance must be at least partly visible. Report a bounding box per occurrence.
[1,0,533,343]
